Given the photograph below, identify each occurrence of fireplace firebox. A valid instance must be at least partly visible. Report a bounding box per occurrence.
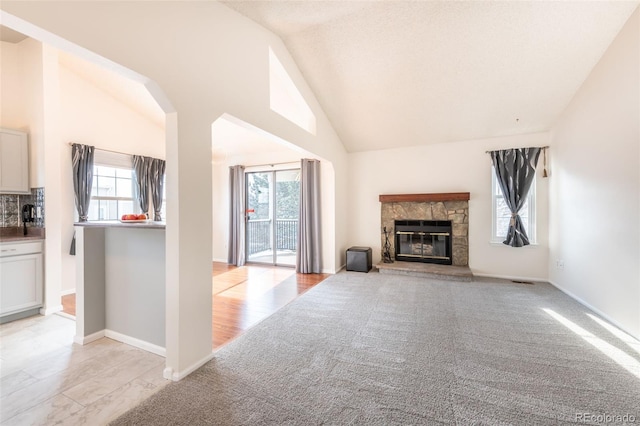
[394,220,452,265]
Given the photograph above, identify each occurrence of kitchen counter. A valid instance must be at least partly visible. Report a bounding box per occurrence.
[74,220,166,229]
[0,227,46,242]
[74,222,166,356]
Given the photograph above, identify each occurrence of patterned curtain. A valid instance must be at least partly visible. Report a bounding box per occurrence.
[149,158,166,221]
[71,143,95,222]
[133,155,150,215]
[490,147,541,247]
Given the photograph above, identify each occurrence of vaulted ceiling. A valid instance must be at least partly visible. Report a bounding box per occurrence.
[223,1,639,152]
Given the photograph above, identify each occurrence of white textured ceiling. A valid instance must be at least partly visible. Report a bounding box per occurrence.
[223,1,639,152]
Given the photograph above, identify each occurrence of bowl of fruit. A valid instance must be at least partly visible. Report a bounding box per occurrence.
[119,213,149,223]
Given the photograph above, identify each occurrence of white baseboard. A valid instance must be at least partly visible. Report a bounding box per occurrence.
[165,351,215,381]
[39,305,63,316]
[104,329,166,357]
[56,312,75,321]
[327,264,346,274]
[548,279,640,342]
[473,272,547,283]
[60,288,76,296]
[74,330,105,345]
[212,257,227,263]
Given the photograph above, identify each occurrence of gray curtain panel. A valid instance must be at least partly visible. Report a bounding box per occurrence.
[297,159,322,273]
[228,165,246,266]
[71,143,95,222]
[490,147,541,247]
[133,155,150,214]
[149,158,166,221]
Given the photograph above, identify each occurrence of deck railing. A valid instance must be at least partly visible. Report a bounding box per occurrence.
[247,219,298,256]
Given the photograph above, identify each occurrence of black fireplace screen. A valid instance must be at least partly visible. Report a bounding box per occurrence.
[394,220,452,265]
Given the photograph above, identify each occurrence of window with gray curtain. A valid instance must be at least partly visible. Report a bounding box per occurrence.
[133,155,150,215]
[71,143,95,222]
[70,143,95,255]
[296,159,321,273]
[489,147,541,247]
[131,155,165,221]
[149,158,166,221]
[228,165,246,266]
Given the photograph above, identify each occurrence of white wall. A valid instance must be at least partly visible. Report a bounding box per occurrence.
[1,1,348,378]
[212,160,229,263]
[58,59,165,295]
[0,41,25,130]
[549,8,639,339]
[0,39,46,187]
[1,39,60,313]
[348,132,550,280]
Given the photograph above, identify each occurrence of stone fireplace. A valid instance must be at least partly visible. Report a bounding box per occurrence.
[395,220,452,265]
[380,193,469,266]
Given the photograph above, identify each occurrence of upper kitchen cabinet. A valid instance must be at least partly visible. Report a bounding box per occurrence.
[0,128,30,194]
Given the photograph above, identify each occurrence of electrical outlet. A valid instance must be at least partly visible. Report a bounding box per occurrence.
[36,206,42,218]
[556,260,564,270]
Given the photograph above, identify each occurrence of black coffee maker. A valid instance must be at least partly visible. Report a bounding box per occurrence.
[22,204,35,235]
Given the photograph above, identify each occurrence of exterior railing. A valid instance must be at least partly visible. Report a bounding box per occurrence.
[276,219,297,251]
[247,219,298,256]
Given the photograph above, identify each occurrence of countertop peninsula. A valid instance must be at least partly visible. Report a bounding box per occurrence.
[74,220,166,229]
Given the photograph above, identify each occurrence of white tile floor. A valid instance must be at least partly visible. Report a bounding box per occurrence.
[0,313,169,425]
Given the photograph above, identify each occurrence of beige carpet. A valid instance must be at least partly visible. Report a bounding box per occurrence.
[112,272,640,425]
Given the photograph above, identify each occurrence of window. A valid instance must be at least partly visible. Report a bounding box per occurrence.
[85,150,165,221]
[491,167,536,243]
[88,165,138,221]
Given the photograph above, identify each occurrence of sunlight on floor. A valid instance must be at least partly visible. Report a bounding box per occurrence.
[221,269,295,301]
[587,313,640,357]
[543,308,640,380]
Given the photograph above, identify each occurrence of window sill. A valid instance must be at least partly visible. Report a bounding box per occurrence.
[489,240,539,247]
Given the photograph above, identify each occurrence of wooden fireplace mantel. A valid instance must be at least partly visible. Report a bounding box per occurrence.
[379,192,470,203]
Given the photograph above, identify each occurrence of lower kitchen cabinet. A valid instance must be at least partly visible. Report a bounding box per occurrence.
[0,240,43,318]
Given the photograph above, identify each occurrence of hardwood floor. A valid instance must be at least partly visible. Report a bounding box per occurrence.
[62,262,330,349]
[212,262,329,349]
[62,294,76,317]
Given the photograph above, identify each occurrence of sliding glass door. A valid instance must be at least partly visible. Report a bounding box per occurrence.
[246,169,300,266]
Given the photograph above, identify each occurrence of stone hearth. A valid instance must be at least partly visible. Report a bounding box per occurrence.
[377,261,473,282]
[380,193,469,266]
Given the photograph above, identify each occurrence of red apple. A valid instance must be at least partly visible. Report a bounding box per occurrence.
[137,213,148,220]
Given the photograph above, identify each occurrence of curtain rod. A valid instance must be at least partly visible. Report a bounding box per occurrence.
[68,142,138,157]
[485,146,549,154]
[68,142,129,156]
[244,160,301,168]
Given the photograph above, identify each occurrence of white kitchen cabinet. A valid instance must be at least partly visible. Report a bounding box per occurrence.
[0,240,43,317]
[0,128,30,194]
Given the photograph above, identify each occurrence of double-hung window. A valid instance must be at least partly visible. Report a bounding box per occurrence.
[87,151,138,221]
[491,167,536,243]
